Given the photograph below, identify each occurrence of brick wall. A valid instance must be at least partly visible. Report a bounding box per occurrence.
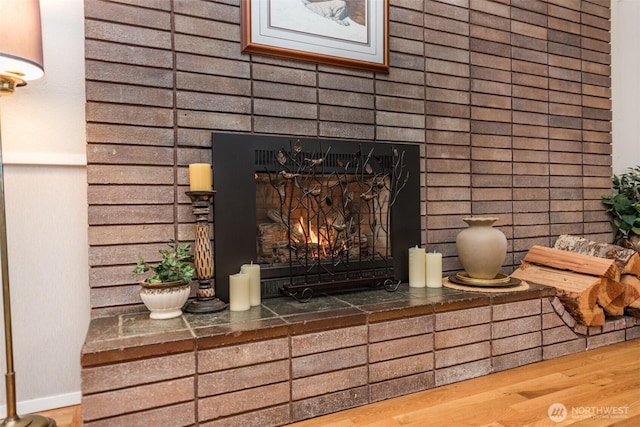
[85,0,612,316]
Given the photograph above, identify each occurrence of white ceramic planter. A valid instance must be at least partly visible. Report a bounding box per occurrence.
[139,281,191,319]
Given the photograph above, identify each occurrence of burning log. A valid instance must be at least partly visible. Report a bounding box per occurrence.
[267,209,304,243]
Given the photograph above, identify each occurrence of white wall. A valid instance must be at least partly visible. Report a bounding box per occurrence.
[612,0,640,175]
[0,0,88,415]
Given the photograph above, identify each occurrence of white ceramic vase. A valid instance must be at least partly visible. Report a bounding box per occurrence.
[140,281,191,319]
[455,217,507,280]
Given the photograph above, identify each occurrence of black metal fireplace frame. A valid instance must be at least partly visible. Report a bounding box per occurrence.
[212,132,420,303]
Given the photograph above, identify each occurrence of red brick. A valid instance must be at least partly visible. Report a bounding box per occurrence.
[492,331,541,356]
[435,359,492,387]
[293,346,367,377]
[199,360,289,397]
[83,403,195,427]
[291,326,368,357]
[436,306,492,331]
[370,353,434,383]
[493,347,542,372]
[198,338,289,372]
[543,325,580,345]
[493,316,541,339]
[82,377,194,421]
[370,372,434,403]
[290,386,369,422]
[435,324,491,349]
[82,352,194,394]
[370,334,433,363]
[292,367,368,400]
[543,338,587,360]
[199,406,289,427]
[587,330,626,350]
[435,342,491,368]
[198,382,289,421]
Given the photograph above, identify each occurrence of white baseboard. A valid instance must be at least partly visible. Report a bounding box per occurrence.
[0,391,81,418]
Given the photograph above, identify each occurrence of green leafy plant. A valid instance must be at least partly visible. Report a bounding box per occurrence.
[132,240,195,284]
[602,165,640,245]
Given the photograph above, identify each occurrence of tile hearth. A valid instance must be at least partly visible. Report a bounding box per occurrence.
[81,283,640,426]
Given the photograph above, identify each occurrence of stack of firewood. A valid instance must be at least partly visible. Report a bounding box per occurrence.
[511,235,640,326]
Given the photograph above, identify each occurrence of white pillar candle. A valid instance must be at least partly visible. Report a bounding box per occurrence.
[426,251,443,288]
[241,262,261,306]
[189,163,212,191]
[408,246,426,288]
[229,272,250,311]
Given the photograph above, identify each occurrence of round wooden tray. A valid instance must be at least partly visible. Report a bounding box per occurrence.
[449,272,522,288]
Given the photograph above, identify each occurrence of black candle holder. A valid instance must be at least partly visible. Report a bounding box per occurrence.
[184,190,226,313]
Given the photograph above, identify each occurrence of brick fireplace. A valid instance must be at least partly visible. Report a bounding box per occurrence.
[86,0,613,317]
[82,0,618,424]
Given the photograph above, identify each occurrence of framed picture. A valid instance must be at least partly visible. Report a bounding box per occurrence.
[241,0,389,73]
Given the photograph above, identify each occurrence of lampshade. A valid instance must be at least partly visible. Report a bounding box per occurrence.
[0,0,44,92]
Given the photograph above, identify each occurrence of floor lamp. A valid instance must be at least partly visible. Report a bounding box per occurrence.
[0,1,56,426]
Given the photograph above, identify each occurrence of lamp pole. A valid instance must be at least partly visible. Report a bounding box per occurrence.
[0,0,56,425]
[0,111,54,427]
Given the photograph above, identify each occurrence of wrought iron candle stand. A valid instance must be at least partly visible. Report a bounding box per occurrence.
[185,190,226,313]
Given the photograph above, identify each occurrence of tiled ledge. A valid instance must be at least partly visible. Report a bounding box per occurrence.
[81,283,545,366]
[80,283,640,426]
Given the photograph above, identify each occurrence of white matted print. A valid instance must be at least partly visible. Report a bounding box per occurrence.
[241,0,389,73]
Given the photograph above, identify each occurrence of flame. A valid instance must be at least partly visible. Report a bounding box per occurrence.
[297,217,319,244]
[296,217,320,245]
[309,227,319,244]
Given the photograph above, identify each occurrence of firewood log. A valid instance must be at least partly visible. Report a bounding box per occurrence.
[522,245,625,315]
[599,278,627,316]
[623,275,640,320]
[267,209,304,242]
[511,262,605,326]
[620,274,640,307]
[554,234,640,276]
[524,245,620,280]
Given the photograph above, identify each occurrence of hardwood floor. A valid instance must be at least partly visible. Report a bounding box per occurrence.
[34,405,81,427]
[33,339,640,426]
[288,339,640,427]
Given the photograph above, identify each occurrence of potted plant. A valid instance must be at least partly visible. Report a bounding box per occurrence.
[602,165,640,252]
[132,240,195,319]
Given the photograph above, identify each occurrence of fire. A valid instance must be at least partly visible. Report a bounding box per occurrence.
[296,217,330,257]
[294,216,352,258]
[296,217,319,244]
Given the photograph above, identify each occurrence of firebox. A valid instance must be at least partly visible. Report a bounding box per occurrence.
[212,132,420,302]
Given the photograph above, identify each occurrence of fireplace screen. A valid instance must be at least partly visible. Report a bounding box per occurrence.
[212,133,420,302]
[255,170,391,264]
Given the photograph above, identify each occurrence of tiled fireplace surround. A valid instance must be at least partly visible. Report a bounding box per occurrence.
[82,0,622,425]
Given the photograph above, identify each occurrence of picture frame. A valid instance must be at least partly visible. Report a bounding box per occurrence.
[240,0,389,73]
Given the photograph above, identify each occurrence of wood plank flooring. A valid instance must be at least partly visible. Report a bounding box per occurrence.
[34,405,81,427]
[33,339,640,426]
